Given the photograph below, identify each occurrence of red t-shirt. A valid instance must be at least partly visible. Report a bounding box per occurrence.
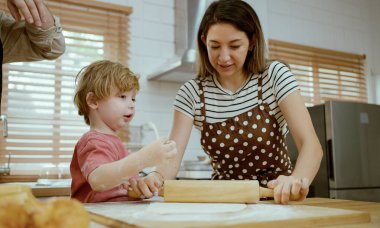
[70,130,136,203]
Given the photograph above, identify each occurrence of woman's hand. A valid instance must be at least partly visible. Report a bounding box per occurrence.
[267,175,309,204]
[128,172,163,199]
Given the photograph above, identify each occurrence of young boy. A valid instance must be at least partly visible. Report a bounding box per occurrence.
[70,60,177,203]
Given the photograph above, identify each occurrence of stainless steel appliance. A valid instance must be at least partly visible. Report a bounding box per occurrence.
[286,100,380,202]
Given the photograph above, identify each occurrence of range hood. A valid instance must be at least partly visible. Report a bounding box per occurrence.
[148,0,207,82]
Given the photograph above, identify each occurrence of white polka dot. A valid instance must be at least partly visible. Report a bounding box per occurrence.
[220,143,225,147]
[262,128,266,133]
[261,180,267,185]
[252,175,257,179]
[228,165,233,169]
[270,132,274,136]
[258,86,262,91]
[238,175,243,179]
[234,157,238,162]
[243,121,248,126]
[200,102,204,106]
[234,117,239,121]
[248,133,253,138]
[248,112,252,117]
[222,122,226,127]
[252,146,257,150]
[202,139,205,144]
[261,149,266,153]
[249,162,253,167]
[257,137,262,142]
[216,150,220,154]
[269,111,273,115]
[256,115,261,120]
[273,123,277,128]
[217,130,222,135]
[270,165,274,168]
[209,125,213,130]
[234,138,239,143]
[225,154,230,158]
[226,174,230,178]
[243,142,248,146]
[258,100,263,104]
[255,155,259,160]
[275,156,278,160]
[212,138,216,142]
[222,160,226,164]
[225,134,230,139]
[238,150,244,154]
[218,176,223,179]
[268,153,273,157]
[205,132,209,137]
[229,147,234,151]
[280,159,284,163]
[260,105,264,110]
[266,140,271,145]
[208,145,212,150]
[252,124,257,129]
[265,119,270,123]
[229,170,234,174]
[239,129,244,134]
[235,163,239,168]
[230,126,235,131]
[242,169,247,173]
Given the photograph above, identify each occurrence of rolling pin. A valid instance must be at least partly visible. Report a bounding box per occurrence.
[128,180,274,204]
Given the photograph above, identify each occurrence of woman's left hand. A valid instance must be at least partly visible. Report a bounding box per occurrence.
[267,175,309,204]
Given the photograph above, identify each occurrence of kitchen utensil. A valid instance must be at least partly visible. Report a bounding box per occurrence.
[128,180,276,203]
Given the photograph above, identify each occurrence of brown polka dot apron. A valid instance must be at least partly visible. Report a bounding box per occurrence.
[198,75,293,186]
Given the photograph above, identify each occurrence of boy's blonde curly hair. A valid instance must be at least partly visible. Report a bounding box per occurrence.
[73,60,139,125]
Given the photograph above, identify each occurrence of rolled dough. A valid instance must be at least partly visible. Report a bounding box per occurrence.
[146,202,247,214]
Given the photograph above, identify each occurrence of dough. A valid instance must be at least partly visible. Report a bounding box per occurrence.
[146,202,246,214]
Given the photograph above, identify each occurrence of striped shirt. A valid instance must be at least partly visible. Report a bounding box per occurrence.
[173,61,300,136]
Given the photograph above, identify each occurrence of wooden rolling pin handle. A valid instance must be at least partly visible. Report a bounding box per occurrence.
[127,188,164,199]
[259,187,302,201]
[259,187,274,198]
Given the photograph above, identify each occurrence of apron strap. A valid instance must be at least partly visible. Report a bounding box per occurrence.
[197,80,207,125]
[257,74,263,104]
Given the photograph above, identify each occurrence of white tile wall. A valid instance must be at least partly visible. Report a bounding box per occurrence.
[97,0,380,160]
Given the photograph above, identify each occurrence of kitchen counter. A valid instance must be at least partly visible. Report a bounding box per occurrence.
[87,197,380,227]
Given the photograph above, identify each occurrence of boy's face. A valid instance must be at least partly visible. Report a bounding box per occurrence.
[96,89,136,132]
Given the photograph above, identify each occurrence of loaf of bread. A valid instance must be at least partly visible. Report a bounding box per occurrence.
[0,184,90,228]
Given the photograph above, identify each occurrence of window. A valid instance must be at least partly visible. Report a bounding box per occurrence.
[268,39,367,106]
[0,0,131,178]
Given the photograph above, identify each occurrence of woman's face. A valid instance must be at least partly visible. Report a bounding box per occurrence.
[204,23,251,79]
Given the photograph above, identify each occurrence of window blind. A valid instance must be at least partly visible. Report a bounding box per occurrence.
[268,39,367,106]
[0,0,131,176]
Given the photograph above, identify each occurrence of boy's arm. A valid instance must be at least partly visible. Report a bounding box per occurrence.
[87,138,176,192]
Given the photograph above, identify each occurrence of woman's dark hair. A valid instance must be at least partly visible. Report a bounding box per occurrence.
[196,0,267,79]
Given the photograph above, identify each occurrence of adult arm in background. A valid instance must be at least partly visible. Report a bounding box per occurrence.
[267,90,323,204]
[1,0,65,63]
[129,110,194,198]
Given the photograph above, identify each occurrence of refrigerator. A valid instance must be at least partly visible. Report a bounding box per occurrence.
[286,100,380,202]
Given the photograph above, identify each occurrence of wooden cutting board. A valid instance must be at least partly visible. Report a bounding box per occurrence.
[86,199,370,227]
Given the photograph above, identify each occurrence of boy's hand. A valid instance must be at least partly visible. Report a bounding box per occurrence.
[267,175,309,204]
[128,172,162,199]
[142,138,177,167]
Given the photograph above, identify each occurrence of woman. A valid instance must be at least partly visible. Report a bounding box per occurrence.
[130,0,322,204]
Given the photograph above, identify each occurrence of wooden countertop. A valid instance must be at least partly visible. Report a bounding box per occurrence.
[294,198,380,227]
[88,197,380,227]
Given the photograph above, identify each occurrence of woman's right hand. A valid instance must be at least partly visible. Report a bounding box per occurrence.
[142,138,177,167]
[129,171,163,199]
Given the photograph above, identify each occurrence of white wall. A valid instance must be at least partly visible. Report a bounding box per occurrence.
[98,0,380,161]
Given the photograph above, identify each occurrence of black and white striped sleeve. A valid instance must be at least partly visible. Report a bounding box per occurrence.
[268,61,299,104]
[173,80,198,119]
